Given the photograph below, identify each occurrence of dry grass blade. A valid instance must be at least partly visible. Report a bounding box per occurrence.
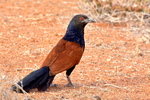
[104,83,127,89]
[80,0,150,43]
[0,79,32,100]
[0,81,31,98]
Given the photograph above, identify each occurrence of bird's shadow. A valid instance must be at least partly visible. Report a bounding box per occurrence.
[29,80,102,93]
[47,83,83,92]
[48,81,100,92]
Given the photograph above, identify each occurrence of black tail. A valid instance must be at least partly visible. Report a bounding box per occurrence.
[11,66,55,93]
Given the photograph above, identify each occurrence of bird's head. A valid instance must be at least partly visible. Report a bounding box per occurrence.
[68,14,96,29]
[64,14,95,46]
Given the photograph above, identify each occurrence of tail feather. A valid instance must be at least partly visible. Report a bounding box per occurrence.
[37,75,55,91]
[11,66,54,93]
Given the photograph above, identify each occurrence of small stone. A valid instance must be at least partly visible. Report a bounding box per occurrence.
[94,95,101,100]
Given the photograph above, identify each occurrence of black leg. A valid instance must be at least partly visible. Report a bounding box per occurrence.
[66,65,76,76]
[65,65,76,87]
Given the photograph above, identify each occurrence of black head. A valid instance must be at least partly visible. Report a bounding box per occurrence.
[68,14,96,29]
[64,14,95,47]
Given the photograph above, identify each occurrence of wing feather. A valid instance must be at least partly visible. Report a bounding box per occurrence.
[41,39,84,75]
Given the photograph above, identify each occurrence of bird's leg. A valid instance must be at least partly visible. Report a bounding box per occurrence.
[49,75,57,87]
[65,65,76,87]
[65,75,74,87]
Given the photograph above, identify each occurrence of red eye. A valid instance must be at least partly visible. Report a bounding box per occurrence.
[79,17,84,20]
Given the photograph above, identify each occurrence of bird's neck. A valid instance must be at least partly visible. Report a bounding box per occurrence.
[63,25,85,47]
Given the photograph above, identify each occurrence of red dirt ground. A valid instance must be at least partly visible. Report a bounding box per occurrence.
[0,0,150,100]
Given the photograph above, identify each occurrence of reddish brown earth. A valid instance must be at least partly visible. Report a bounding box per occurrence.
[0,0,150,100]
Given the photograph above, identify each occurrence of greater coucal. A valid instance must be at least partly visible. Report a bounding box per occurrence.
[12,14,95,93]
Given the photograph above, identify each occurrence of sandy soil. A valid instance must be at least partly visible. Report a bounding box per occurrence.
[0,0,150,100]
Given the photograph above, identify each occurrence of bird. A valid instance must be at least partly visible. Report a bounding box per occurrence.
[11,14,95,93]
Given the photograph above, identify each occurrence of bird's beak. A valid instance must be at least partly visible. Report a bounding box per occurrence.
[88,17,96,23]
[83,17,96,23]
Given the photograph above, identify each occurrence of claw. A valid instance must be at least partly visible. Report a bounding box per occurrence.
[50,84,58,87]
[65,75,75,88]
[65,82,75,88]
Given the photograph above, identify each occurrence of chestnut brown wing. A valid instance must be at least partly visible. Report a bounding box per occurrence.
[41,39,84,75]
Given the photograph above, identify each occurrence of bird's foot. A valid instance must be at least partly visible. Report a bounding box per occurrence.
[64,82,75,88]
[50,84,58,87]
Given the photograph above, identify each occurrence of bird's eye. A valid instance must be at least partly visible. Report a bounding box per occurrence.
[79,17,84,20]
